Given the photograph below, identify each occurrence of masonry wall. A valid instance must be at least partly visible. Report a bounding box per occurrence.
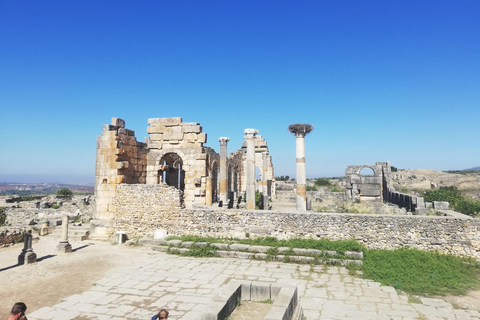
[137,209,480,259]
[95,118,147,220]
[113,184,183,237]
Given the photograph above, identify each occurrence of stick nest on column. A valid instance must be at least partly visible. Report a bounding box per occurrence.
[288,124,314,135]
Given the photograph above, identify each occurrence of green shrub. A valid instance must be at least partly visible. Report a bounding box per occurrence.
[52,204,60,209]
[56,188,73,196]
[0,207,6,226]
[330,185,342,192]
[423,186,480,216]
[306,185,317,191]
[314,178,331,186]
[255,190,263,209]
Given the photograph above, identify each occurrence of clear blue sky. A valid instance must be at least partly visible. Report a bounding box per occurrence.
[1,1,479,183]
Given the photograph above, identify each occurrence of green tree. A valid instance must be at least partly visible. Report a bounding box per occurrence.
[56,188,73,196]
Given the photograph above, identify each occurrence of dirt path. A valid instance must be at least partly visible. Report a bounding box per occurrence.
[0,237,151,319]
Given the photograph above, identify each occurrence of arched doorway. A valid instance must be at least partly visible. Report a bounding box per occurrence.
[157,153,185,190]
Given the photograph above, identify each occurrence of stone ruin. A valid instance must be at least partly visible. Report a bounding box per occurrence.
[94,117,275,238]
[346,161,454,215]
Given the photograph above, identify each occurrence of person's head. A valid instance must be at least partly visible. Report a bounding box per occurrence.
[10,302,27,319]
[158,309,169,319]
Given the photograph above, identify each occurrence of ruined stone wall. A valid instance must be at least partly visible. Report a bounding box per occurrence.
[95,118,147,220]
[146,117,212,208]
[228,134,275,199]
[113,184,183,237]
[152,209,480,259]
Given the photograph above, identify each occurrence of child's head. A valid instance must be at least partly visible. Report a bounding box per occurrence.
[158,309,169,319]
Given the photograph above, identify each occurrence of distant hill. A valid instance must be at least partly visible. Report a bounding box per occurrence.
[464,166,480,171]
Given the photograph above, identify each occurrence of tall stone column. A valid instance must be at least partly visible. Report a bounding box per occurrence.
[57,214,72,253]
[262,151,269,209]
[205,176,212,206]
[289,124,314,211]
[219,137,229,205]
[18,230,37,265]
[244,129,258,210]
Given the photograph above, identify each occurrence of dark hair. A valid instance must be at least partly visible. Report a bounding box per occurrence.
[158,309,169,317]
[11,302,27,315]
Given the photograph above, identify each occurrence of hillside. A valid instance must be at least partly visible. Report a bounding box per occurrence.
[392,169,480,200]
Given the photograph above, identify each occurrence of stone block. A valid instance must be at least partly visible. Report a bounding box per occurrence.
[433,201,449,210]
[163,117,182,126]
[229,243,251,251]
[197,132,207,143]
[211,243,229,250]
[163,131,184,141]
[183,133,197,141]
[182,124,202,133]
[111,117,125,128]
[251,281,271,301]
[249,245,270,253]
[149,133,163,141]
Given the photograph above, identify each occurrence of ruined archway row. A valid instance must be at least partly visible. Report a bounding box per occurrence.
[94,118,275,232]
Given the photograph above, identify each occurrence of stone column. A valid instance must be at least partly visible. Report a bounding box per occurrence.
[18,230,36,265]
[262,152,269,209]
[219,137,229,205]
[57,214,72,253]
[295,133,307,210]
[205,176,212,206]
[289,124,313,211]
[244,129,258,210]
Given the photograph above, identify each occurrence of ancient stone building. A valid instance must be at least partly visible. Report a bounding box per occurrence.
[94,117,275,238]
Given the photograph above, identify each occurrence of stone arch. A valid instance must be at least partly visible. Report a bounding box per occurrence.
[156,151,186,191]
[356,165,381,177]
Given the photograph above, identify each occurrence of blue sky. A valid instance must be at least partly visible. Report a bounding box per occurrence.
[1,1,479,183]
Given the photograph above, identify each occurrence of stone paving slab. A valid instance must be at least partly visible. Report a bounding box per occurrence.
[28,252,480,320]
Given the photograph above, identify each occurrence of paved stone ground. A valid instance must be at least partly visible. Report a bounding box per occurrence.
[29,251,480,320]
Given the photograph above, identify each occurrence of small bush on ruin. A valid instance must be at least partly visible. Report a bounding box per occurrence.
[306,185,317,191]
[56,188,73,196]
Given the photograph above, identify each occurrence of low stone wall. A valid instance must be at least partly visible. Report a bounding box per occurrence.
[113,184,183,237]
[0,227,24,248]
[147,209,480,259]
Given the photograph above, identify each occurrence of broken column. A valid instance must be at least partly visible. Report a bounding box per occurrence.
[262,151,269,209]
[57,214,72,253]
[205,176,212,206]
[18,230,37,265]
[219,137,230,205]
[244,129,258,210]
[288,124,314,211]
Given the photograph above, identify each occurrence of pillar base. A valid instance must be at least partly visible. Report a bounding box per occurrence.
[57,240,72,253]
[18,251,37,265]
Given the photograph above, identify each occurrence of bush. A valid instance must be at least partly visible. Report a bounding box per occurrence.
[0,207,6,226]
[423,186,480,216]
[56,188,73,196]
[314,178,331,186]
[306,185,317,191]
[255,190,263,209]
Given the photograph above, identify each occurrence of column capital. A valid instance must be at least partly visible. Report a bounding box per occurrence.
[219,137,230,145]
[244,128,258,139]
